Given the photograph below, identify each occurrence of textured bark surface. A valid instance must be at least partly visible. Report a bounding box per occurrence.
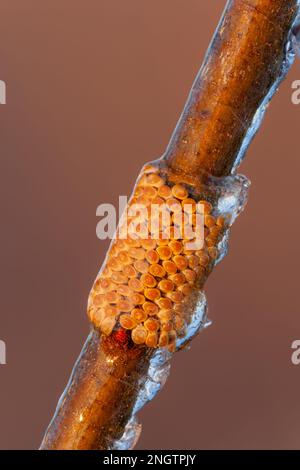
[165,0,297,177]
[40,330,153,450]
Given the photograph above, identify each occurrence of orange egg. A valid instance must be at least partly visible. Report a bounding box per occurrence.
[93,294,106,307]
[131,293,145,305]
[216,215,225,227]
[158,185,172,199]
[116,285,131,298]
[144,288,161,301]
[157,246,172,260]
[179,283,193,296]
[187,255,199,269]
[101,317,116,336]
[120,314,137,330]
[111,272,128,284]
[134,260,149,274]
[157,309,174,323]
[170,273,186,286]
[159,331,169,347]
[146,332,158,348]
[123,265,138,278]
[117,300,133,312]
[149,264,166,278]
[141,239,157,250]
[166,198,182,212]
[183,269,196,284]
[198,252,210,267]
[144,318,160,332]
[167,291,184,303]
[107,258,122,272]
[158,279,175,293]
[99,278,115,291]
[175,315,185,330]
[129,247,146,260]
[204,214,216,228]
[169,240,183,255]
[208,246,218,260]
[131,308,148,323]
[162,260,177,275]
[131,325,147,345]
[143,186,157,199]
[146,174,164,188]
[171,184,188,200]
[117,251,132,265]
[182,198,196,213]
[141,273,157,288]
[198,200,212,214]
[142,301,159,316]
[156,298,173,310]
[105,291,119,304]
[128,278,144,292]
[173,255,188,271]
[104,305,118,317]
[146,249,160,264]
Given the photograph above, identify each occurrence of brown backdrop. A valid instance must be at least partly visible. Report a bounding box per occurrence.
[0,0,299,450]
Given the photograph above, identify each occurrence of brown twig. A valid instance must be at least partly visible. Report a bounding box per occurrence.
[40,0,298,450]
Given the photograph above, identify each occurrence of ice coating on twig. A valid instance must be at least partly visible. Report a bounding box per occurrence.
[292,4,300,57]
[112,417,142,450]
[233,29,298,171]
[111,349,172,450]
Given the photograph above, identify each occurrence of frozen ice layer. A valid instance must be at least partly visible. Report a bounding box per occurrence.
[112,417,142,451]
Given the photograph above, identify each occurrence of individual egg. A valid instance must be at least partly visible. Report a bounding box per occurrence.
[101,317,117,336]
[146,332,158,348]
[142,301,159,316]
[141,273,157,288]
[149,263,166,278]
[131,308,148,323]
[131,325,147,345]
[144,318,160,332]
[162,260,177,275]
[158,279,175,293]
[173,255,188,271]
[157,246,172,260]
[128,278,144,292]
[144,288,161,301]
[119,314,137,330]
[171,184,188,200]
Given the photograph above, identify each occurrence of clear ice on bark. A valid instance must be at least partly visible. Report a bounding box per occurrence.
[176,292,209,350]
[112,417,142,450]
[133,349,172,415]
[212,173,250,224]
[292,6,300,58]
[233,26,297,171]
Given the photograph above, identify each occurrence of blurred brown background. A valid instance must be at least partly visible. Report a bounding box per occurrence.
[0,0,299,450]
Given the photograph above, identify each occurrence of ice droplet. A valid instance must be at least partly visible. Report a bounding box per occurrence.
[214,173,250,224]
[112,417,142,450]
[176,292,209,350]
[132,349,172,415]
[292,14,300,58]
